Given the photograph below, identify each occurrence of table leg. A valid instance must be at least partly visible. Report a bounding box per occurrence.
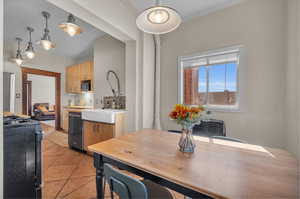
[94,153,104,199]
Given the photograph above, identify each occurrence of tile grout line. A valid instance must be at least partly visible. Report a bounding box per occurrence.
[60,177,95,199]
[43,137,77,199]
[43,135,98,199]
[54,154,87,199]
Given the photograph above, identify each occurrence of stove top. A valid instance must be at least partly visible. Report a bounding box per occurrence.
[4,116,39,127]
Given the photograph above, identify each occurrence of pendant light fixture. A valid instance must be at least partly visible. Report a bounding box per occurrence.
[59,14,83,37]
[14,37,23,66]
[38,11,55,50]
[25,27,35,59]
[136,0,181,34]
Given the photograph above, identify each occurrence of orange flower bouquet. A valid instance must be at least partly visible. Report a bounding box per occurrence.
[169,104,205,127]
[169,104,205,153]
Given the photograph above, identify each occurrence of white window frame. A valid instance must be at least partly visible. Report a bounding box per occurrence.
[178,45,244,112]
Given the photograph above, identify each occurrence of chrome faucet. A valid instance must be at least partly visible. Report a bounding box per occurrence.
[106,70,120,97]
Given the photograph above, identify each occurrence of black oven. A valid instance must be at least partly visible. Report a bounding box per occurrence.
[4,116,43,199]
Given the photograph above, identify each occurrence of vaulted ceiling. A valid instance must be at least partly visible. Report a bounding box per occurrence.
[4,0,245,61]
[4,0,105,60]
[128,0,244,21]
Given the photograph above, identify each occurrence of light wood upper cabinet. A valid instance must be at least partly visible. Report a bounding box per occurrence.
[66,66,72,93]
[66,61,94,93]
[74,65,81,92]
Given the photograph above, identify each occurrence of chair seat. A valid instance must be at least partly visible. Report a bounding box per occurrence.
[142,180,173,199]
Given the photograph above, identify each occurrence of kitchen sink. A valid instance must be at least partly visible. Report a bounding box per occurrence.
[82,109,126,124]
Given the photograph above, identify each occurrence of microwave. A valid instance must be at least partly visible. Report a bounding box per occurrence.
[81,80,92,92]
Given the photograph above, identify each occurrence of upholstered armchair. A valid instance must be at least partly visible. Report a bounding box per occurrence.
[32,103,56,121]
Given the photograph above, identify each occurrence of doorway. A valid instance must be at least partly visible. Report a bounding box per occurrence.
[22,67,61,130]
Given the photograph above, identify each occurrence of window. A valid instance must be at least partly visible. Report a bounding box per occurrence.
[178,47,241,111]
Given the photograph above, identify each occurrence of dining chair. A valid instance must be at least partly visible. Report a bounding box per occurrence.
[103,163,173,199]
[193,119,226,137]
[168,119,226,137]
[211,136,245,143]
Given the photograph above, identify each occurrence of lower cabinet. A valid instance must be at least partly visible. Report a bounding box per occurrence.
[83,121,114,152]
[62,109,69,133]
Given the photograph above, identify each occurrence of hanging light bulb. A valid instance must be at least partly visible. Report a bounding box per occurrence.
[25,27,35,59]
[136,0,181,34]
[59,14,83,37]
[148,9,169,24]
[14,37,23,66]
[38,11,55,50]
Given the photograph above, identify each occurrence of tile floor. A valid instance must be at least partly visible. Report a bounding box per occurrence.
[42,133,184,199]
[42,139,98,199]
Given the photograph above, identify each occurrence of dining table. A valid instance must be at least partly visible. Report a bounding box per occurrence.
[88,129,299,199]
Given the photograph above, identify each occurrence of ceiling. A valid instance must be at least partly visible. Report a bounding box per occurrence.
[128,0,244,21]
[4,0,106,60]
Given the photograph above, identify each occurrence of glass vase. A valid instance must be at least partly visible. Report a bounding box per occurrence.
[179,125,196,153]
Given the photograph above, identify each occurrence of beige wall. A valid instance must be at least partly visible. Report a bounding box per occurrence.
[286,0,298,158]
[125,41,137,132]
[142,33,155,128]
[298,0,300,160]
[0,0,3,197]
[161,0,287,149]
[93,35,126,107]
[27,74,56,107]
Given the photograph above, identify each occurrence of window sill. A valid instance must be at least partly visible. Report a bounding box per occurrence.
[204,105,241,113]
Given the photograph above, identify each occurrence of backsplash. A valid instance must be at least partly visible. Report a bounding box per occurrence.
[68,93,94,107]
[103,96,126,109]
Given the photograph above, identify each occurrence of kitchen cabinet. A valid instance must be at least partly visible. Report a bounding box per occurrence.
[66,66,72,93]
[83,121,114,152]
[66,65,80,93]
[66,61,94,93]
[82,111,125,152]
[62,109,69,133]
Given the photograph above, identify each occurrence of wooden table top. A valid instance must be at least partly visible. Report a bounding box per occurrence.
[88,129,299,199]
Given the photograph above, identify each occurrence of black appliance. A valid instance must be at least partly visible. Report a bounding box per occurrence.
[68,112,83,151]
[193,119,226,137]
[4,116,43,199]
[81,80,92,92]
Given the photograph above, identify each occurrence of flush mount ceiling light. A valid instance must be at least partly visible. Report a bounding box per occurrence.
[25,27,35,59]
[136,0,181,34]
[38,11,55,50]
[14,37,23,66]
[59,14,83,37]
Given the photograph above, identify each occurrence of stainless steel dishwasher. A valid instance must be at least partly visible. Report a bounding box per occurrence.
[68,112,83,151]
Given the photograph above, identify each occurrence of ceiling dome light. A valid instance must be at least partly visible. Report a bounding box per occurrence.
[59,14,83,37]
[148,9,169,24]
[136,1,181,34]
[38,11,55,50]
[25,27,35,59]
[14,37,23,66]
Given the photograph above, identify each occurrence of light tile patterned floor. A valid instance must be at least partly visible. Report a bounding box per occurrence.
[42,133,184,199]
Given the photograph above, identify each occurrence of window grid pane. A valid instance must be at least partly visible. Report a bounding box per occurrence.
[181,49,239,108]
[183,64,238,107]
[207,62,237,106]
